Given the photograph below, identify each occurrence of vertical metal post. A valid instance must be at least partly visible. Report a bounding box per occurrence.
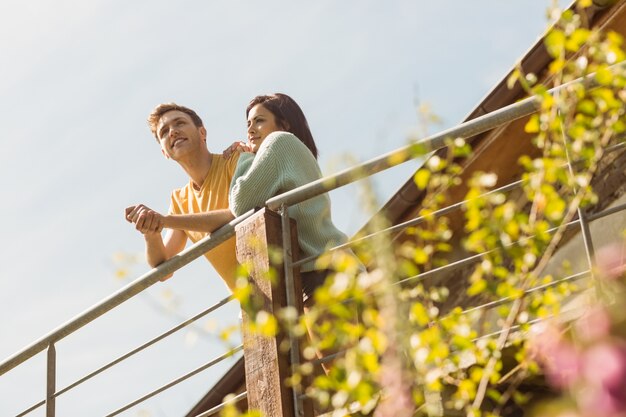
[578,209,596,276]
[280,204,303,417]
[558,113,597,281]
[46,343,56,417]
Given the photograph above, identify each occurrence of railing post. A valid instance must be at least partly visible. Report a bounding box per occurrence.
[46,343,56,417]
[235,208,309,417]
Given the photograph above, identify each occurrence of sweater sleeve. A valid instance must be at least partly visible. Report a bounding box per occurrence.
[229,152,255,194]
[229,131,301,216]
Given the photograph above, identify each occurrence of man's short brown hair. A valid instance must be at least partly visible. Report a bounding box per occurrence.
[147,103,204,142]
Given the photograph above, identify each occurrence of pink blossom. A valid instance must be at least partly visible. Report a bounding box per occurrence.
[545,342,582,389]
[575,306,612,342]
[528,322,581,389]
[579,385,626,417]
[595,244,626,281]
[579,342,626,416]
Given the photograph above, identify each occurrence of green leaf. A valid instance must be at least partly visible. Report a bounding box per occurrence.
[544,198,566,221]
[467,278,487,296]
[411,303,430,327]
[595,65,614,86]
[414,169,431,190]
[545,29,566,57]
[577,99,597,116]
[524,115,540,133]
[565,28,590,51]
[507,68,520,89]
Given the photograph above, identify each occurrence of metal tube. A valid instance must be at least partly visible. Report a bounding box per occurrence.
[473,317,546,342]
[458,270,589,316]
[194,391,248,417]
[292,179,525,268]
[0,210,254,377]
[46,343,56,417]
[104,345,244,417]
[578,210,597,272]
[16,400,45,417]
[279,205,303,417]
[396,218,583,286]
[266,61,626,211]
[588,202,626,221]
[55,295,234,399]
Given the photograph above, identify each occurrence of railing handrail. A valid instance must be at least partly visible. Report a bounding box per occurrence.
[266,61,626,211]
[0,209,254,376]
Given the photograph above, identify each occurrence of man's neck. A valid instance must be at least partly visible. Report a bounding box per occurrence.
[179,151,213,189]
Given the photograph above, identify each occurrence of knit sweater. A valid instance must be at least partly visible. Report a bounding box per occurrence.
[229,131,348,272]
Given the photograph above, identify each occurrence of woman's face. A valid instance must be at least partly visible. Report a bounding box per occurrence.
[246,104,283,153]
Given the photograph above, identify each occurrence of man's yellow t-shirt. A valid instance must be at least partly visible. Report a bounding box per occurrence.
[168,152,240,291]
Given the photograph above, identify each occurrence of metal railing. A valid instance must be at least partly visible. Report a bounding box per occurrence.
[0,210,254,416]
[2,60,625,416]
[265,62,626,416]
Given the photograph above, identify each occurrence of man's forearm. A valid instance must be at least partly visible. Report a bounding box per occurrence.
[144,233,169,268]
[162,209,235,233]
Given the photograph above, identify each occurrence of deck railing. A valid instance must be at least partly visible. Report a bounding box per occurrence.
[1,61,625,417]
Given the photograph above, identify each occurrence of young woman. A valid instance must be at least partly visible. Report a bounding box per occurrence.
[229,93,355,303]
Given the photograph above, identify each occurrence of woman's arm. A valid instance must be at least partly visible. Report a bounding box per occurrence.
[229,132,320,216]
[229,134,288,215]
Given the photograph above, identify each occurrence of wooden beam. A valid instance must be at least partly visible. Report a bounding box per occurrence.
[235,208,310,417]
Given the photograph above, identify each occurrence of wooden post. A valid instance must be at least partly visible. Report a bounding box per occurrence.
[235,208,309,417]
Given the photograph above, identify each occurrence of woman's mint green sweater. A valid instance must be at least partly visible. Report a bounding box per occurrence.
[229,131,348,272]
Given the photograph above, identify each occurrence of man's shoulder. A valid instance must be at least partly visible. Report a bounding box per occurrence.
[209,151,240,165]
[209,151,241,177]
[170,182,192,200]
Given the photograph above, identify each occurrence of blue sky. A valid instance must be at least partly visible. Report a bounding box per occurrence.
[0,1,561,415]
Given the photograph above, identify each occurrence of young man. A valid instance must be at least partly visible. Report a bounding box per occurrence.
[125,103,239,289]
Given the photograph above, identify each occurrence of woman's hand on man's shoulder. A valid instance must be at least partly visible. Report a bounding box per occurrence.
[222,140,253,158]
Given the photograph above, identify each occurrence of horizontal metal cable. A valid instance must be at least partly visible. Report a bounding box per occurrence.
[395,199,625,287]
[473,316,548,342]
[105,344,244,417]
[295,200,624,326]
[293,140,626,268]
[0,209,254,377]
[300,270,589,375]
[292,178,524,268]
[194,391,248,417]
[458,269,590,317]
[56,296,233,398]
[15,399,43,417]
[17,334,242,416]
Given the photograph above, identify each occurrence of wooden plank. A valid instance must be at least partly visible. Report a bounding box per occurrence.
[235,208,308,417]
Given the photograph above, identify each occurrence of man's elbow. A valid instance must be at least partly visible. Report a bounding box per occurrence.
[159,272,174,282]
[147,257,174,282]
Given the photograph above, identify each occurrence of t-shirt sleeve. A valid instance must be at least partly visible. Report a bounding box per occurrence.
[168,190,182,215]
[229,132,295,216]
[225,151,241,179]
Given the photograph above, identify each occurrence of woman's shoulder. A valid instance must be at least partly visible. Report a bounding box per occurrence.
[264,131,303,147]
[260,131,310,155]
[236,151,255,164]
[232,152,255,176]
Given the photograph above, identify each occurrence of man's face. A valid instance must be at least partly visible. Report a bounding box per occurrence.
[157,110,206,160]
